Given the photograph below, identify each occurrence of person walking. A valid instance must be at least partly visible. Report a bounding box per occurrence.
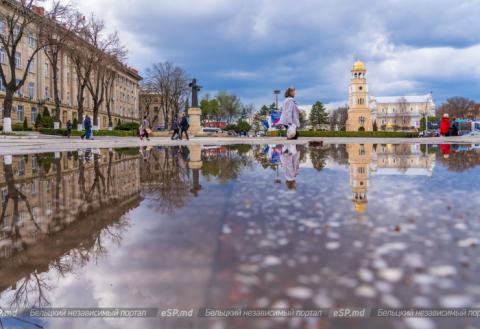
[278,86,300,140]
[66,120,72,138]
[450,117,459,136]
[81,115,93,140]
[440,113,450,137]
[180,112,190,140]
[140,116,151,141]
[171,115,181,140]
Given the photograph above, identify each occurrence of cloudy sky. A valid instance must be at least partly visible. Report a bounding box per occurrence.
[72,0,480,108]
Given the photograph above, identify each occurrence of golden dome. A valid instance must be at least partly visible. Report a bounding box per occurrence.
[353,60,365,71]
[354,202,367,213]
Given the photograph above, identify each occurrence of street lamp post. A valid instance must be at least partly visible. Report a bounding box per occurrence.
[273,90,280,110]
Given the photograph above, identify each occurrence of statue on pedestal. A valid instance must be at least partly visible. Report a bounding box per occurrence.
[188,78,202,108]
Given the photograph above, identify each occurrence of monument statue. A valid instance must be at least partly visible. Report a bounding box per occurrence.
[188,78,202,108]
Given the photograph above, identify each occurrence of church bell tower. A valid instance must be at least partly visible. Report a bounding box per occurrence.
[347,61,372,131]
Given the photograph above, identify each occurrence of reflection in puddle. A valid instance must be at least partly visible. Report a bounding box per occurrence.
[0,143,479,329]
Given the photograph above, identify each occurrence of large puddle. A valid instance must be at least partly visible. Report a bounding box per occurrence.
[0,143,480,329]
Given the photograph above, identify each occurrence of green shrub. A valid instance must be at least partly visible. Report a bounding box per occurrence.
[114,122,139,131]
[267,130,418,138]
[72,117,78,128]
[39,128,138,137]
[12,123,24,131]
[224,124,237,131]
[23,118,28,131]
[34,113,42,129]
[236,121,251,133]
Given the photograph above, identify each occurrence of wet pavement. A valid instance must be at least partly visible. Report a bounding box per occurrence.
[0,143,480,329]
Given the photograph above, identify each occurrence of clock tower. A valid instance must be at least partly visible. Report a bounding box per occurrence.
[346,61,373,131]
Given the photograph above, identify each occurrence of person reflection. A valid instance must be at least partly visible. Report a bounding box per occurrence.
[440,143,451,159]
[280,144,300,190]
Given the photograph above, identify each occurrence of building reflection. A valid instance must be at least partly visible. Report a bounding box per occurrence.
[0,149,142,311]
[346,144,436,213]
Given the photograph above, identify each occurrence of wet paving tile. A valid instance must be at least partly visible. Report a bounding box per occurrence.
[0,143,479,328]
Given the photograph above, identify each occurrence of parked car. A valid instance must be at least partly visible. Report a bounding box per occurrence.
[203,127,222,133]
[419,129,439,137]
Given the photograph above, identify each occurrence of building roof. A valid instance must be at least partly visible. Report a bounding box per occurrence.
[371,94,433,104]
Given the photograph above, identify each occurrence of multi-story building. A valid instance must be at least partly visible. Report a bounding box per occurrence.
[371,94,435,130]
[0,3,142,129]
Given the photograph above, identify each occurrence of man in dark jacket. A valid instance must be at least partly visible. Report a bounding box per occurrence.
[180,112,190,140]
[82,115,93,140]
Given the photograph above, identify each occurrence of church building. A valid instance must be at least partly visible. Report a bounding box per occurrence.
[346,61,435,132]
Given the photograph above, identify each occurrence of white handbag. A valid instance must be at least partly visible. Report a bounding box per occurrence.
[287,124,297,139]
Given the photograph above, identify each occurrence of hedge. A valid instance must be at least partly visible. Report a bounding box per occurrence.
[267,130,418,138]
[39,128,138,137]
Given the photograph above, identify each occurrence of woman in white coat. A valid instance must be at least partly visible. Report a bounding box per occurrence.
[278,87,300,140]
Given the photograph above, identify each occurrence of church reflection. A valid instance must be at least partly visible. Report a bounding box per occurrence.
[346,144,436,214]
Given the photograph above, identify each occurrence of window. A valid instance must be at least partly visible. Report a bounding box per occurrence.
[0,79,4,92]
[0,18,4,33]
[13,25,20,39]
[28,32,35,48]
[17,159,25,176]
[15,79,21,96]
[16,105,24,122]
[32,157,38,173]
[15,52,21,69]
[0,47,5,64]
[44,63,48,76]
[28,58,35,73]
[31,107,37,123]
[358,116,366,125]
[44,87,49,99]
[28,82,34,98]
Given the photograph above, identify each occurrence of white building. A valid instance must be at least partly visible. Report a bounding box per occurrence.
[370,94,435,130]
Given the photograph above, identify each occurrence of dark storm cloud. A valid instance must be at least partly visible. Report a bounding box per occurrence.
[77,0,480,106]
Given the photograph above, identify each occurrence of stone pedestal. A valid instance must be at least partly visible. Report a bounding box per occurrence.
[188,145,203,170]
[188,107,202,136]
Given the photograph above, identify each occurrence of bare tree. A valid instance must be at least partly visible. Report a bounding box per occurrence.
[66,15,94,131]
[144,62,189,129]
[330,106,348,131]
[397,97,409,130]
[84,15,126,129]
[437,97,477,119]
[38,2,79,128]
[0,0,64,132]
[104,67,117,129]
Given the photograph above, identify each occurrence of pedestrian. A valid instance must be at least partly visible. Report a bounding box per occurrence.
[440,113,450,137]
[180,112,190,140]
[278,86,300,140]
[82,115,93,140]
[140,115,151,141]
[450,117,459,136]
[171,115,181,140]
[66,119,72,138]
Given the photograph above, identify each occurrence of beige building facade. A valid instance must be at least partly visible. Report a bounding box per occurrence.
[371,94,435,130]
[0,3,142,130]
